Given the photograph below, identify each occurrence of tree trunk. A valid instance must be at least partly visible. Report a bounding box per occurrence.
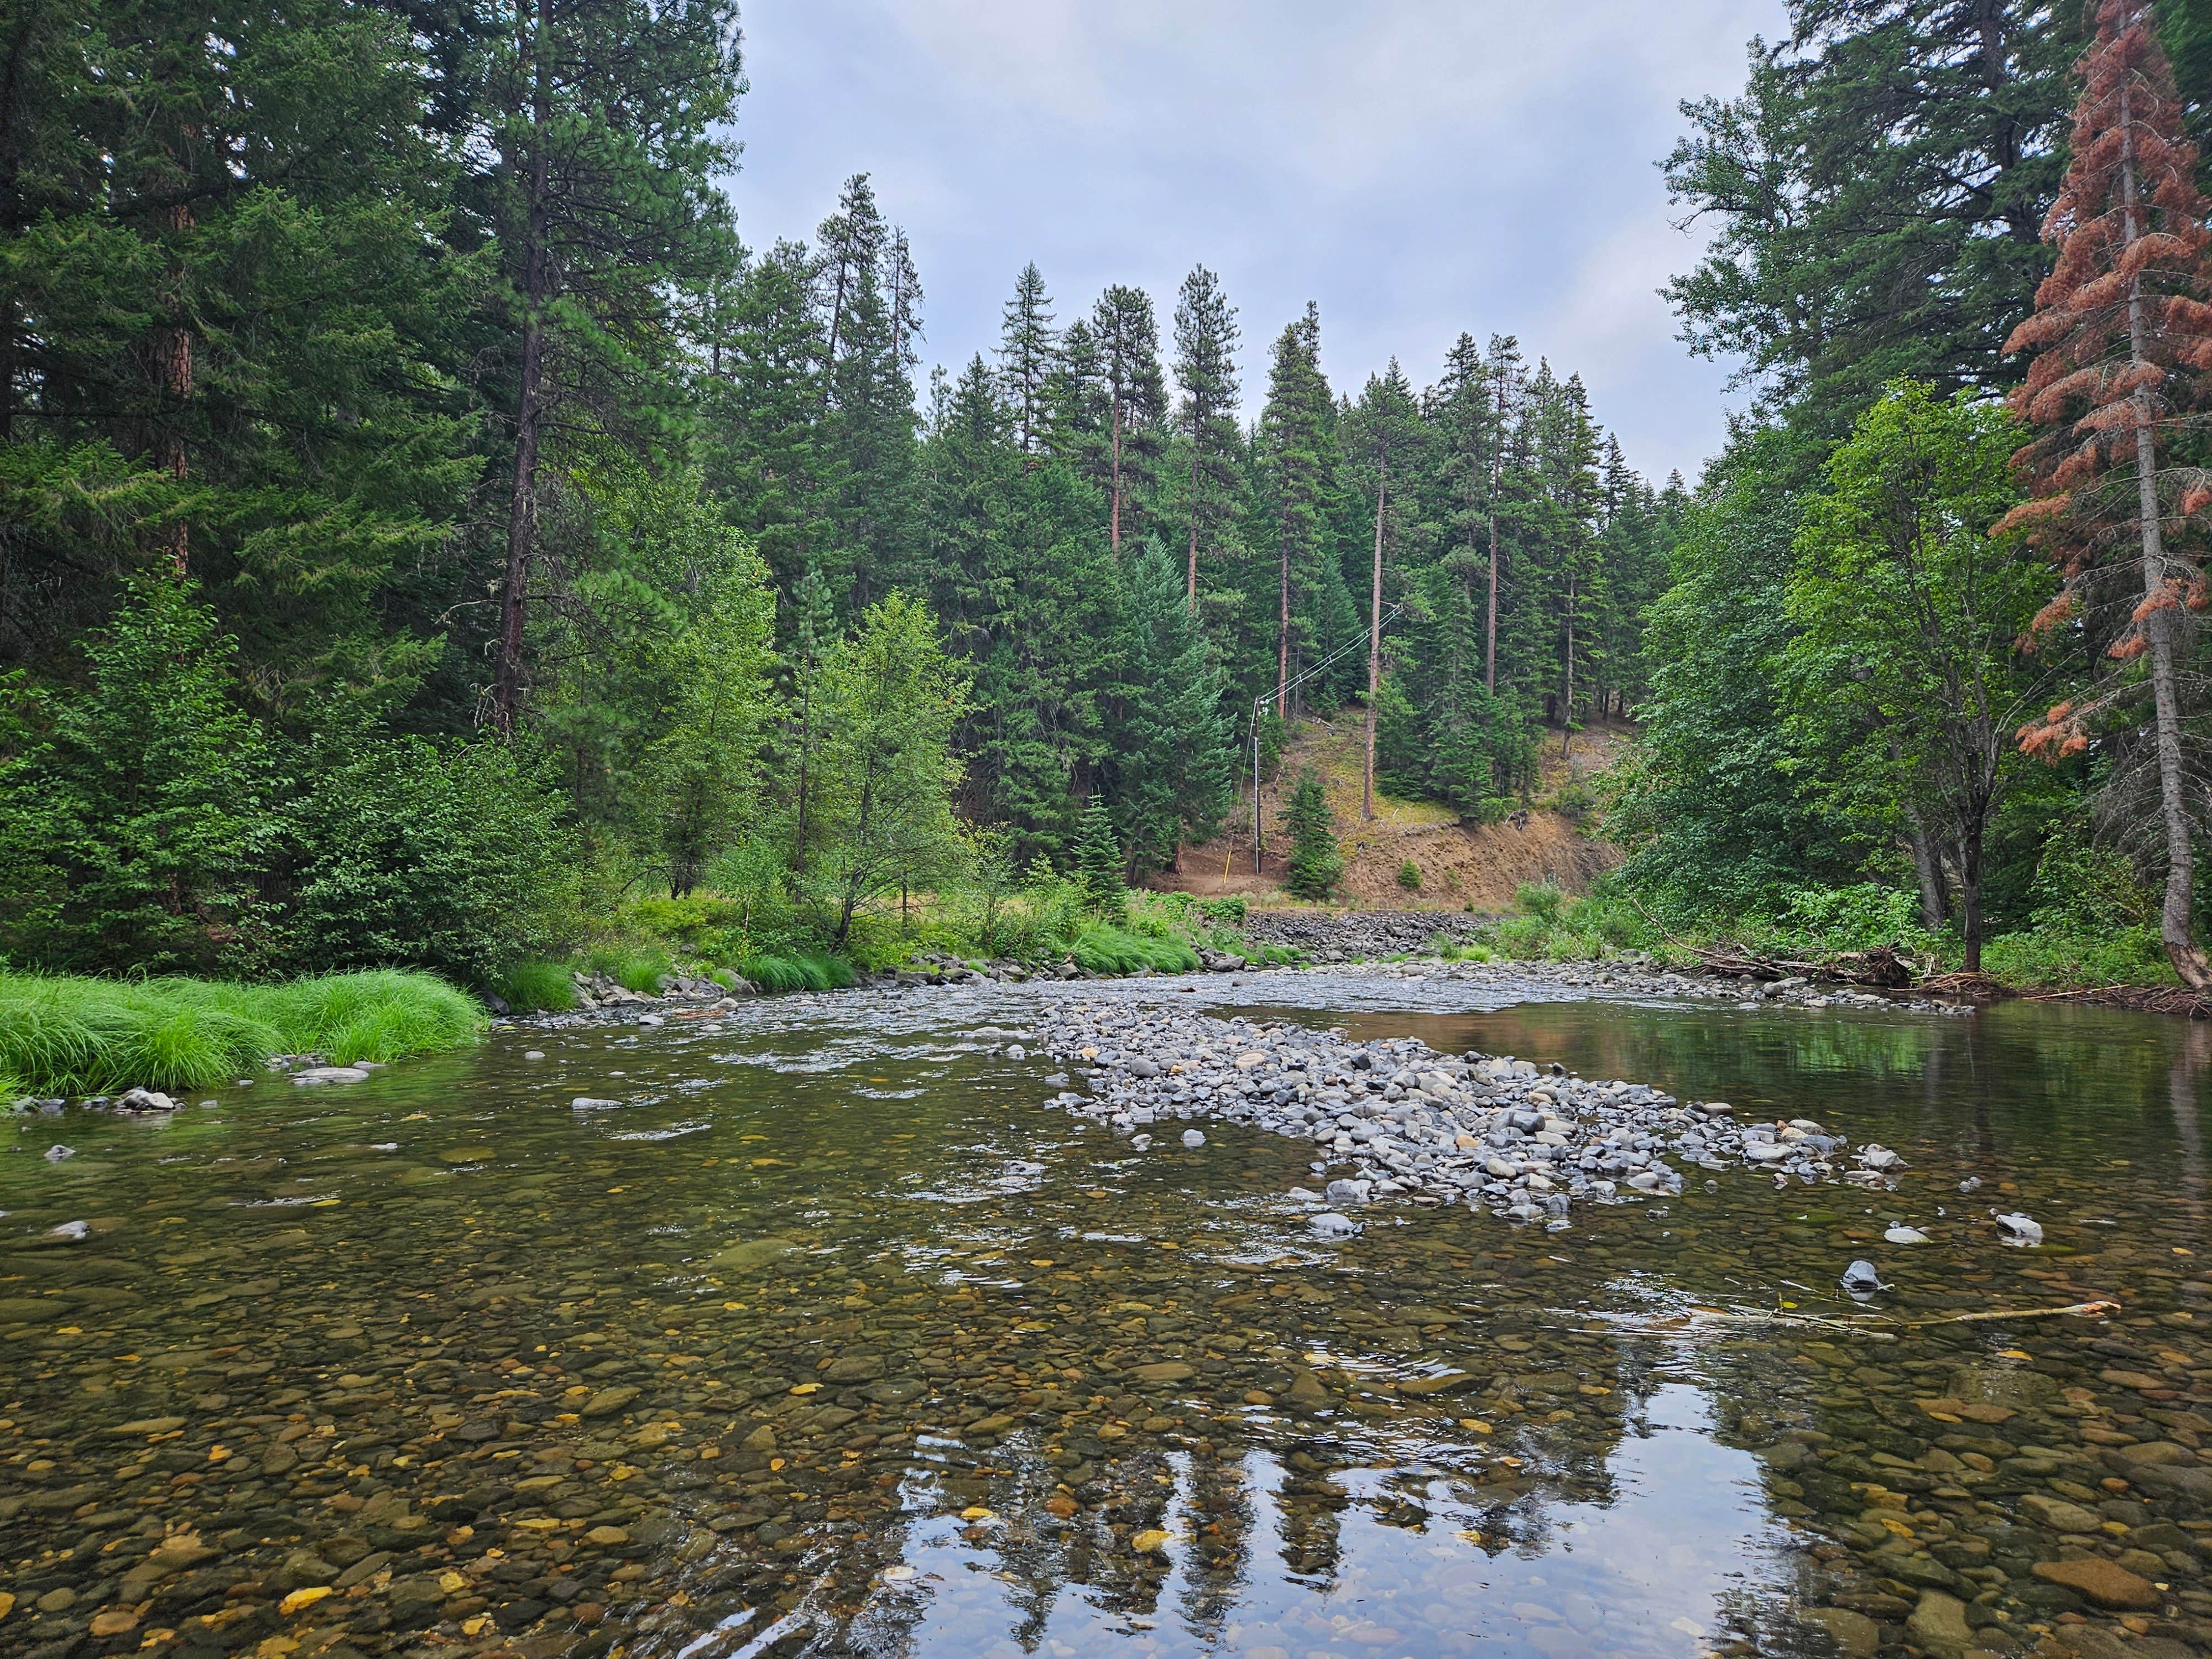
[1277,536,1290,720]
[1364,465,1384,820]
[1109,391,1121,556]
[1906,813,1948,932]
[492,0,550,736]
[2119,84,2211,987]
[1956,823,1985,973]
[1486,373,1505,694]
[1186,446,1199,612]
[154,201,194,575]
[1561,573,1575,759]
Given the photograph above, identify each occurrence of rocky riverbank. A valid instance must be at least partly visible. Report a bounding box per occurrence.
[1026,998,1902,1232]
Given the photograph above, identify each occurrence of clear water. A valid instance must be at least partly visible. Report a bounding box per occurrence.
[3,974,2208,1659]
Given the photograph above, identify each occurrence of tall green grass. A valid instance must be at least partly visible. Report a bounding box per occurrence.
[1070,924,1200,976]
[583,947,674,995]
[0,970,483,1096]
[730,949,854,993]
[498,961,578,1012]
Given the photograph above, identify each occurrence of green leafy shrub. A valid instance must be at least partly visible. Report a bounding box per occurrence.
[498,962,577,1013]
[1397,859,1422,892]
[1514,883,1565,923]
[281,735,576,988]
[0,969,481,1094]
[1981,925,2175,990]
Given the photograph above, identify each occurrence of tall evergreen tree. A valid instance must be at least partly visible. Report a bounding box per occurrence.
[1258,304,1331,717]
[1663,0,2081,444]
[1172,265,1243,609]
[1105,542,1233,869]
[998,262,1058,457]
[1090,285,1166,555]
[1343,362,1423,817]
[484,0,745,732]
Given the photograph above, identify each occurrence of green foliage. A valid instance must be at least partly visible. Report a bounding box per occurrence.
[1662,1,2079,445]
[1779,382,2051,964]
[1397,859,1422,891]
[1281,770,1343,900]
[795,593,971,948]
[1980,925,2178,990]
[1073,797,1130,923]
[0,576,276,974]
[731,950,854,993]
[280,734,576,988]
[1609,427,1857,914]
[1070,923,1201,976]
[0,970,481,1095]
[1105,541,1234,869]
[498,962,577,1013]
[0,578,572,985]
[584,947,675,995]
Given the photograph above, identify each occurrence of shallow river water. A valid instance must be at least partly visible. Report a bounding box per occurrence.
[3,972,2210,1659]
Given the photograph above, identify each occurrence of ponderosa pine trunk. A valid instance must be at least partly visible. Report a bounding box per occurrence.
[2118,82,2212,987]
[1186,448,1199,612]
[493,0,550,737]
[1109,393,1121,556]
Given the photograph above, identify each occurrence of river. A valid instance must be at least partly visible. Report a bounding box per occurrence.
[2,971,2208,1659]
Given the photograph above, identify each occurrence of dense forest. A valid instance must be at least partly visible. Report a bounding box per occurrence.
[10,0,2212,1000]
[0,0,1670,988]
[1615,0,2212,991]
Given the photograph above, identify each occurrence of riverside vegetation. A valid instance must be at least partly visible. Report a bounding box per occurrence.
[20,0,2212,1019]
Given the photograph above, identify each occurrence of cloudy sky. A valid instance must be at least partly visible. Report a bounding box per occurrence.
[724,0,1791,488]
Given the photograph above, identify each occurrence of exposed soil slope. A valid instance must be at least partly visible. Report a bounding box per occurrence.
[1151,714,1626,912]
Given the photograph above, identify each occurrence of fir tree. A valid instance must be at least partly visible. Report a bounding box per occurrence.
[1073,795,1128,921]
[1106,542,1233,870]
[484,0,745,731]
[1281,770,1343,900]
[998,262,1058,457]
[2000,0,2212,987]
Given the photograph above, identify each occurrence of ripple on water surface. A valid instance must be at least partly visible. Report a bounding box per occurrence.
[0,972,2208,1659]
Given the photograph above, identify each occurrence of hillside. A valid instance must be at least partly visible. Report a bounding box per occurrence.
[1150,714,1627,912]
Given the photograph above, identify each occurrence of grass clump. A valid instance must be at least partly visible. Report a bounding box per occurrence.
[584,946,675,995]
[1071,924,1201,975]
[731,949,854,993]
[498,961,577,1012]
[0,969,483,1095]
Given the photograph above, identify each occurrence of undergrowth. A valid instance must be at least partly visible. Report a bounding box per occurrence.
[0,970,483,1097]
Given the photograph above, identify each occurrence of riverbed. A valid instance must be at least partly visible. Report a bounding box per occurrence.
[2,970,2208,1659]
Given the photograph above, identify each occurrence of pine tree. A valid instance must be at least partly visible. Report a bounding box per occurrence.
[486,0,745,731]
[998,263,1058,457]
[1344,362,1423,817]
[1999,0,2212,987]
[1091,285,1166,555]
[1173,266,1243,609]
[1259,304,1331,716]
[1281,770,1343,900]
[1664,0,2082,442]
[1073,795,1128,921]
